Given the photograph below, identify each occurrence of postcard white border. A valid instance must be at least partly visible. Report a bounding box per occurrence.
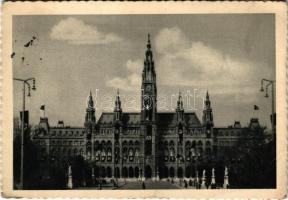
[2,1,287,198]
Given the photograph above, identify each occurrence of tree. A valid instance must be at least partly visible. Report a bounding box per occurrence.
[226,126,276,188]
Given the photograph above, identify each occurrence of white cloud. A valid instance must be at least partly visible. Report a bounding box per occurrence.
[155,27,257,95]
[106,59,142,91]
[50,17,123,45]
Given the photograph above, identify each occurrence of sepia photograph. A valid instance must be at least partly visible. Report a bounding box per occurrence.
[2,2,287,198]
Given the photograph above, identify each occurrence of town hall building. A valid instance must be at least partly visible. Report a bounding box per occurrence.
[33,35,259,181]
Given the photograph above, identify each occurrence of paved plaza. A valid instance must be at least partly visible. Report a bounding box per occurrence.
[78,180,193,190]
[116,180,181,190]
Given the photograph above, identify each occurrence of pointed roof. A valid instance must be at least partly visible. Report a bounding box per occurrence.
[206,90,209,100]
[114,89,122,111]
[147,33,151,50]
[87,90,94,109]
[145,33,153,62]
[177,90,184,110]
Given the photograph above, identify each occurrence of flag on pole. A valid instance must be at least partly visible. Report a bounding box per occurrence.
[40,105,45,118]
[254,105,259,110]
[40,105,45,110]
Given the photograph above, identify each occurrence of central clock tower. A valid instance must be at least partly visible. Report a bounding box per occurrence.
[140,34,158,180]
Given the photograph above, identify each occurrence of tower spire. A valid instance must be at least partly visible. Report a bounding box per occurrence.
[141,34,157,122]
[145,33,153,63]
[147,33,151,49]
[114,89,122,112]
[114,89,122,122]
[85,90,96,123]
[88,90,94,109]
[177,90,184,110]
[202,90,213,128]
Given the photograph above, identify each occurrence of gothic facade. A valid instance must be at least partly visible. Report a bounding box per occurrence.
[33,35,258,181]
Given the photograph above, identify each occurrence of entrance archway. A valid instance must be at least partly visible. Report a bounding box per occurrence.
[129,167,134,178]
[177,167,183,178]
[135,167,140,178]
[169,167,175,178]
[114,167,120,178]
[164,166,169,178]
[145,165,152,178]
[122,167,128,178]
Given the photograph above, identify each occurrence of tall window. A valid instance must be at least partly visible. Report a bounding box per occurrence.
[145,125,152,155]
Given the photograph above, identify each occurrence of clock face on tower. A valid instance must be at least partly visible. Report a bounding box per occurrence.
[146,85,151,92]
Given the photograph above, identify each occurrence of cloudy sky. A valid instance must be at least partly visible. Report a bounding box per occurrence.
[13,14,275,128]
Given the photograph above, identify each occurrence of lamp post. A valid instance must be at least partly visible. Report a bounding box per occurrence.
[260,79,275,138]
[13,77,36,189]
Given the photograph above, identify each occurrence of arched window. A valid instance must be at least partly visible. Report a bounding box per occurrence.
[169,147,175,156]
[198,147,203,156]
[106,167,112,178]
[185,166,191,178]
[95,166,100,177]
[169,167,175,178]
[128,148,134,156]
[101,140,106,151]
[107,148,112,162]
[74,148,78,156]
[164,141,168,146]
[100,166,106,178]
[134,140,140,146]
[206,147,211,155]
[135,167,140,178]
[129,167,134,178]
[178,147,184,162]
[122,147,128,161]
[101,150,106,161]
[122,167,128,178]
[178,167,183,178]
[67,149,71,157]
[145,125,152,155]
[135,148,140,157]
[164,166,169,178]
[114,167,120,178]
[191,141,196,148]
[122,140,128,146]
[128,148,134,162]
[94,141,99,151]
[185,141,191,148]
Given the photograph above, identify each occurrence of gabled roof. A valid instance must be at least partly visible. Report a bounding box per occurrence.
[97,112,202,127]
[97,112,141,127]
[157,112,202,127]
[122,113,141,126]
[97,112,114,124]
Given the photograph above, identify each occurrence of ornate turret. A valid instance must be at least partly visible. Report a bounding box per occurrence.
[176,90,184,122]
[114,89,122,122]
[85,91,96,124]
[202,91,213,126]
[202,91,213,137]
[84,91,96,160]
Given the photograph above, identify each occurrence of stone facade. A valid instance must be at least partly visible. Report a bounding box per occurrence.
[32,35,258,181]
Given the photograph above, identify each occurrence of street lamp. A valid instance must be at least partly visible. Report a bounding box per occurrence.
[13,77,36,189]
[260,79,275,138]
